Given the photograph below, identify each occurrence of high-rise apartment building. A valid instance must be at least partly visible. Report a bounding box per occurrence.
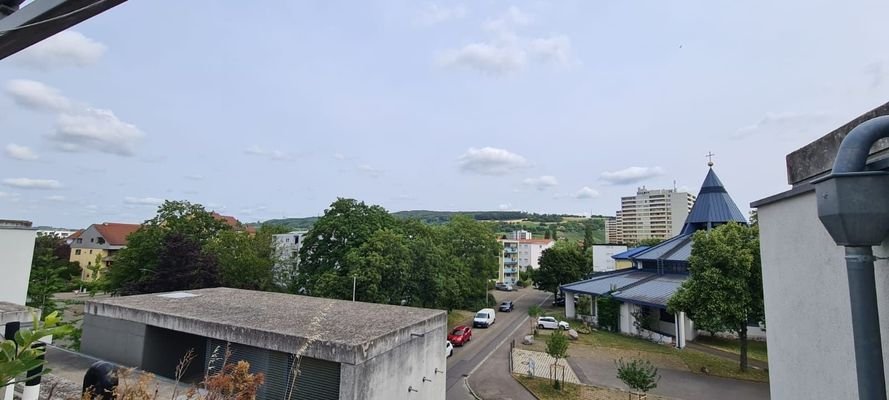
[608,187,695,244]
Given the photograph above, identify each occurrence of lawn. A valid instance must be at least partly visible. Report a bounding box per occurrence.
[515,375,669,400]
[447,310,475,329]
[694,335,768,362]
[522,328,769,383]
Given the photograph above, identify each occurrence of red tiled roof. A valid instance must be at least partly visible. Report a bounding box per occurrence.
[67,229,84,240]
[94,223,141,246]
[211,212,241,228]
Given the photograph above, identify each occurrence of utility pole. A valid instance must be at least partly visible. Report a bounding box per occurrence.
[352,276,356,302]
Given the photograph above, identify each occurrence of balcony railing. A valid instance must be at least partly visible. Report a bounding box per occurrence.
[503,267,518,274]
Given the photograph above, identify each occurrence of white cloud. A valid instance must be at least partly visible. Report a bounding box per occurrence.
[6,80,71,111]
[574,186,600,199]
[185,174,204,180]
[600,167,665,184]
[2,178,62,189]
[0,192,20,201]
[457,147,529,175]
[528,35,574,66]
[438,42,526,74]
[10,31,106,70]
[523,175,559,191]
[415,3,467,26]
[244,145,292,161]
[85,204,98,210]
[123,196,164,206]
[734,111,833,139]
[5,144,38,160]
[45,195,66,201]
[5,79,143,156]
[438,6,574,75]
[498,203,513,210]
[356,164,384,178]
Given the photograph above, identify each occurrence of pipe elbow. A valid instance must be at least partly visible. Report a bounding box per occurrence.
[832,115,889,173]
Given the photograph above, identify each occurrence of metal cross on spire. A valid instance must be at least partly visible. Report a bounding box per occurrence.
[706,151,715,167]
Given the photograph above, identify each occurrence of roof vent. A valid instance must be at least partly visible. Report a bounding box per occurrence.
[157,292,198,299]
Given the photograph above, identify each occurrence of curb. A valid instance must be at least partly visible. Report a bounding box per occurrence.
[510,374,542,400]
[463,376,483,400]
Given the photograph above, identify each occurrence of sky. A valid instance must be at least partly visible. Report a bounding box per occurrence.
[2,0,889,228]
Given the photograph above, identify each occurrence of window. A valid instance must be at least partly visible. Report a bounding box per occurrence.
[97,237,106,245]
[76,238,82,244]
[89,250,93,254]
[90,238,94,243]
[87,262,92,266]
[75,249,81,255]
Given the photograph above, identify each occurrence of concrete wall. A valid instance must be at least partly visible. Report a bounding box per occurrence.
[341,313,446,400]
[758,191,889,399]
[142,325,207,381]
[592,245,627,272]
[81,314,148,368]
[0,227,36,305]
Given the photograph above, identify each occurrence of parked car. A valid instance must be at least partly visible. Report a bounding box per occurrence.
[446,340,454,357]
[499,300,514,312]
[494,282,514,291]
[448,325,473,346]
[473,308,496,328]
[537,316,570,330]
[552,295,565,306]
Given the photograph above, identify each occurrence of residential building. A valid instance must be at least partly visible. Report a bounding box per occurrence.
[610,246,650,270]
[36,228,78,239]
[605,216,621,244]
[0,219,37,305]
[68,222,140,281]
[590,244,628,273]
[610,187,695,245]
[82,288,446,400]
[752,102,889,399]
[561,165,748,348]
[498,234,555,285]
[272,230,307,285]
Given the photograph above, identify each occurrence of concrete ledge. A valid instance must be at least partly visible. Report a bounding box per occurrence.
[0,302,36,326]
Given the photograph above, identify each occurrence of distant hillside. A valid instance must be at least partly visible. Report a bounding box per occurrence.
[262,211,608,243]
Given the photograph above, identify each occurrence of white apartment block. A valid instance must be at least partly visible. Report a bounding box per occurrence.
[510,230,532,240]
[498,233,554,285]
[272,231,308,285]
[611,187,695,244]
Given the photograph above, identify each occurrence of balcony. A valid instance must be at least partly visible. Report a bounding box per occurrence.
[503,267,518,274]
[504,259,518,265]
[504,247,518,254]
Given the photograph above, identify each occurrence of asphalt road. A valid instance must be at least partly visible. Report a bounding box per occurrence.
[445,287,552,400]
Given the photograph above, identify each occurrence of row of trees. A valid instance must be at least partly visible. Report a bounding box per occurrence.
[104,199,500,311]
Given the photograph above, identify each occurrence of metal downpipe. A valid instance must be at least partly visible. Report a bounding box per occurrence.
[846,246,887,399]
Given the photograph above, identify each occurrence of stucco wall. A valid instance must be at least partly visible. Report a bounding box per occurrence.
[758,191,889,399]
[341,314,446,400]
[0,227,36,305]
[82,314,148,368]
[592,245,627,272]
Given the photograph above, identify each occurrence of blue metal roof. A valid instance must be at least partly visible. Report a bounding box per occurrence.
[560,271,654,295]
[612,246,650,260]
[631,234,692,262]
[680,168,747,234]
[612,274,687,308]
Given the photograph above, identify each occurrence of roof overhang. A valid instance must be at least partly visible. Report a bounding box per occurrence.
[0,0,127,60]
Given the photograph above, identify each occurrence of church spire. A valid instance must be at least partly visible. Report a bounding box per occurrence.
[680,165,746,235]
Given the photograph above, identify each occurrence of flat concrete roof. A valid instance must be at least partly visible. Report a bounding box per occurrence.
[85,287,446,365]
[0,302,36,325]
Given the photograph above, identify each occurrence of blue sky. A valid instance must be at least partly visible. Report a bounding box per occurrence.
[2,0,889,228]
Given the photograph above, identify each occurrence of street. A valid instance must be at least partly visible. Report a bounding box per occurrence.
[445,287,552,400]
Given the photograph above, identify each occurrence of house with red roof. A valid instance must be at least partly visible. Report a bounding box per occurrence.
[68,222,141,281]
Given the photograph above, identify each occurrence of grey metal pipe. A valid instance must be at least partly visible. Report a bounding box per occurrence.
[833,115,889,173]
[845,246,887,399]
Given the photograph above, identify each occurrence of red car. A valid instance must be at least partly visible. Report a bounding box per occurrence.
[447,325,473,346]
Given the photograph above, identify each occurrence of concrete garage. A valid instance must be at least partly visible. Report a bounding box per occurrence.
[82,288,447,400]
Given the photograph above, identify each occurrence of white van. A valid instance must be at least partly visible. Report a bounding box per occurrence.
[473,308,496,328]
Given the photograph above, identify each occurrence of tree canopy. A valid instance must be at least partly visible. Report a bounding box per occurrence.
[532,241,589,295]
[667,222,763,371]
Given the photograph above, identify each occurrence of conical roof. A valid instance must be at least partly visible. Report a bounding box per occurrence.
[680,168,746,234]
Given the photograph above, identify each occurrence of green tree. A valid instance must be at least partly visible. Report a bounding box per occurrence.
[124,232,220,295]
[440,215,500,308]
[296,198,397,298]
[546,330,570,389]
[108,200,230,292]
[533,241,588,296]
[27,236,79,315]
[667,222,763,372]
[748,210,758,226]
[544,229,551,239]
[551,227,559,241]
[208,225,289,291]
[582,221,595,250]
[615,359,660,395]
[636,238,664,247]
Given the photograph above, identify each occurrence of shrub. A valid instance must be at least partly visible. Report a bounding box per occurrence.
[615,358,660,395]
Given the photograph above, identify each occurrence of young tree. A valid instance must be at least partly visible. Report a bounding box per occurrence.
[533,241,588,296]
[667,222,763,372]
[546,330,570,389]
[544,229,551,239]
[582,221,595,250]
[615,359,660,396]
[551,227,559,241]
